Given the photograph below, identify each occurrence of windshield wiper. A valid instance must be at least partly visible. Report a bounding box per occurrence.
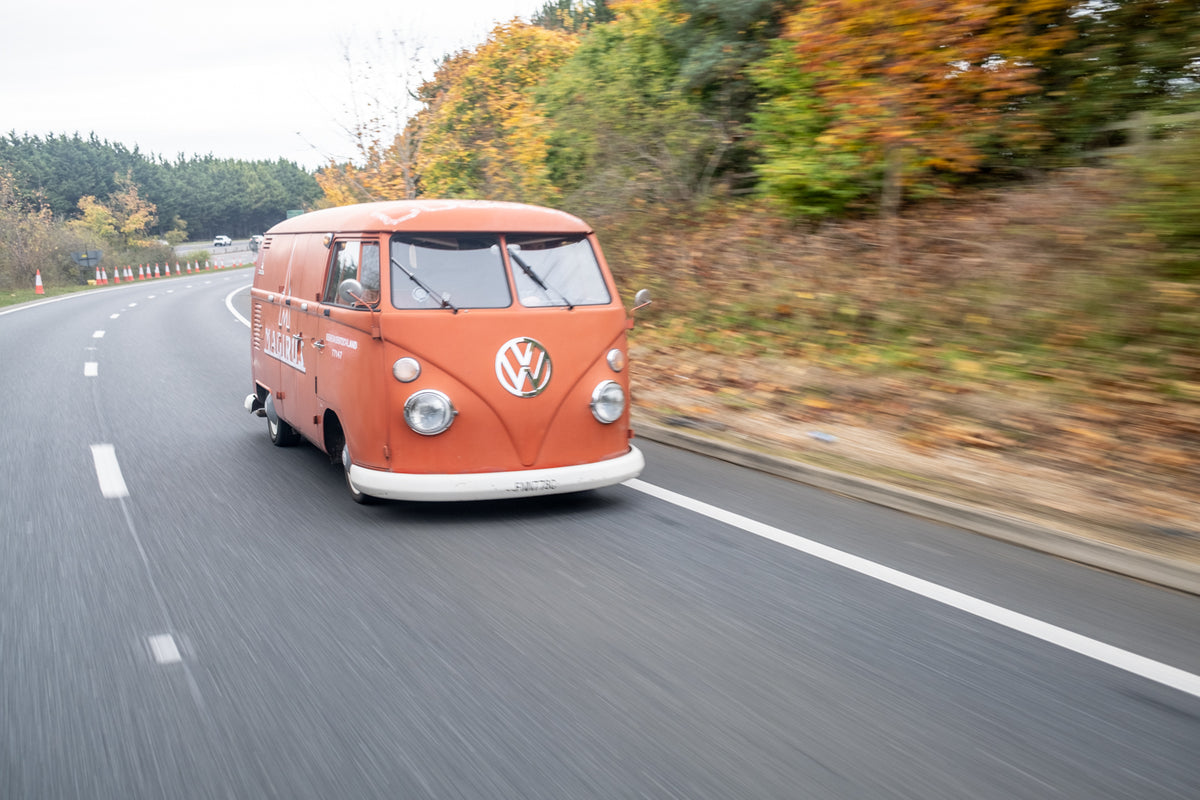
[390,256,458,313]
[507,245,574,310]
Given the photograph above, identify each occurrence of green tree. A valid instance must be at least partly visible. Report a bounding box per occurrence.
[532,0,615,32]
[0,133,321,239]
[538,0,739,209]
[749,41,869,217]
[1120,125,1200,279]
[1033,0,1200,158]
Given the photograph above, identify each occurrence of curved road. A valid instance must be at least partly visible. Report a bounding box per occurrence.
[2,271,1198,798]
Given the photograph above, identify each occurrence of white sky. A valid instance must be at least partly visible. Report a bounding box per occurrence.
[1,0,547,170]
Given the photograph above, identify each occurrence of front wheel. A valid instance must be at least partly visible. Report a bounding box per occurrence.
[343,445,376,505]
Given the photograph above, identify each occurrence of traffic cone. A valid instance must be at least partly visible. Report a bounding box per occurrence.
[175,262,181,275]
[94,267,101,285]
[137,265,144,280]
[186,261,192,273]
[34,269,44,294]
[205,260,211,271]
[126,266,133,281]
[100,268,108,285]
[154,264,161,278]
[113,267,121,284]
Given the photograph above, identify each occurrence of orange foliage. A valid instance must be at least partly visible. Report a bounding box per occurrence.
[415,22,578,203]
[784,0,1077,175]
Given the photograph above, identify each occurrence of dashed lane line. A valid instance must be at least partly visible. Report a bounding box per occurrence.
[89,443,129,499]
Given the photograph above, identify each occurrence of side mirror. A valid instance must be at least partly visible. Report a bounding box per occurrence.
[337,278,365,306]
[632,288,652,312]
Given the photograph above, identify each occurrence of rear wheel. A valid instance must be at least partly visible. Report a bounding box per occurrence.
[343,444,376,504]
[265,394,301,447]
[268,415,301,446]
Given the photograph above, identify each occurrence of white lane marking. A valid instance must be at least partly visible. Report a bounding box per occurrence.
[0,294,76,316]
[147,295,156,299]
[110,313,120,319]
[90,443,129,499]
[148,634,182,665]
[84,362,98,377]
[92,330,105,338]
[225,283,252,327]
[128,302,138,307]
[624,478,1200,700]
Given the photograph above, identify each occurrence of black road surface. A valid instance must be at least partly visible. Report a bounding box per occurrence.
[3,271,1198,799]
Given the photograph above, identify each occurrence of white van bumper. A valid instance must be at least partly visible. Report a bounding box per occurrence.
[348,446,645,502]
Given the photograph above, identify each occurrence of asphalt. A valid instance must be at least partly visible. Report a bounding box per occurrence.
[633,418,1200,597]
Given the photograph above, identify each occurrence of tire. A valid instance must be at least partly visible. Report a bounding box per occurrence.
[264,393,301,447]
[267,414,301,447]
[343,445,376,505]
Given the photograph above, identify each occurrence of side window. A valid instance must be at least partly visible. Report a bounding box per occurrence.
[323,240,380,308]
[360,242,380,301]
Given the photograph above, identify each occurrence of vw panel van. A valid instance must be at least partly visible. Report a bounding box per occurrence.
[244,200,645,502]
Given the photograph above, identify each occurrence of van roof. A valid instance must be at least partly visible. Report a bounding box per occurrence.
[267,200,591,236]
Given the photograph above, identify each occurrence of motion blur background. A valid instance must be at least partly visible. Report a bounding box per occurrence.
[3,0,1198,543]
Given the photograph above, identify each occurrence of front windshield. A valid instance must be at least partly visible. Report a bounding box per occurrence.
[390,234,511,310]
[508,234,611,308]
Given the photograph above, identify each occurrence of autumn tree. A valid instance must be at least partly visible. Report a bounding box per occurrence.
[314,30,429,204]
[752,0,1077,220]
[413,22,577,204]
[315,129,422,206]
[69,171,158,246]
[0,170,57,289]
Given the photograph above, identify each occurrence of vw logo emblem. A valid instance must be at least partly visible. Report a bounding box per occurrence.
[496,337,552,397]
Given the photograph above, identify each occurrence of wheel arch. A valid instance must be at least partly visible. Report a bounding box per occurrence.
[322,409,346,465]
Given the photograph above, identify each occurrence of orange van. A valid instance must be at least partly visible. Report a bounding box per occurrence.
[244,199,647,502]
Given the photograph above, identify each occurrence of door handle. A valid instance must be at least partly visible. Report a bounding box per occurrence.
[312,339,325,350]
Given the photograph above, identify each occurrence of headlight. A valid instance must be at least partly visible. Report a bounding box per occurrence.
[392,357,421,382]
[590,381,625,424]
[606,348,626,372]
[404,390,456,435]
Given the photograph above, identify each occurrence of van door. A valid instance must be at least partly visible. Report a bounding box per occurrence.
[275,234,328,445]
[316,238,384,466]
